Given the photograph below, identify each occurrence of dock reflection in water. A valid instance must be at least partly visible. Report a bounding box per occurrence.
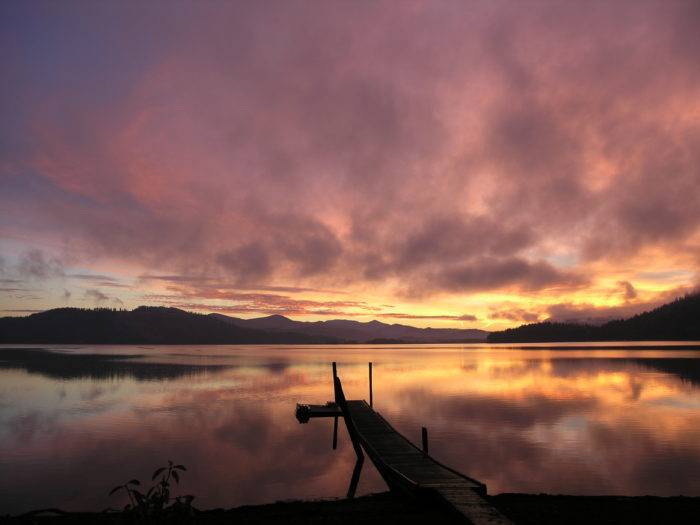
[1,343,699,514]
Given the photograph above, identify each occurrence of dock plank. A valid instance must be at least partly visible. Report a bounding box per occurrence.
[345,400,512,525]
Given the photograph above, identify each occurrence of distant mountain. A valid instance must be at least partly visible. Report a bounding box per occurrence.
[0,307,340,344]
[0,306,487,344]
[210,313,488,343]
[487,293,700,343]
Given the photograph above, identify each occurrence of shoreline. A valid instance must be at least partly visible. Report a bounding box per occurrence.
[6,492,700,524]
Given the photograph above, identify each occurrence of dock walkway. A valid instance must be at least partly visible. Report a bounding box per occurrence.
[295,363,512,525]
[345,400,511,525]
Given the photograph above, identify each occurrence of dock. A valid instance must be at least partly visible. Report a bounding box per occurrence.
[296,363,512,525]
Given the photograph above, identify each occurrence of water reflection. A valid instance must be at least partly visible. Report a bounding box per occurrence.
[0,347,230,380]
[636,358,700,386]
[0,343,699,515]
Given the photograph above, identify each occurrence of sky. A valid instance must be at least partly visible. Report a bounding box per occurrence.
[1,0,699,329]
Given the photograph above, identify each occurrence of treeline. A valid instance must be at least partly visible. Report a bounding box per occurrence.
[0,307,340,344]
[487,293,700,343]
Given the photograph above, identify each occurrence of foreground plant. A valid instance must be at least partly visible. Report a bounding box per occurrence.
[109,460,194,516]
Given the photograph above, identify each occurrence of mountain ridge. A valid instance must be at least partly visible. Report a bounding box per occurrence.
[0,307,487,344]
[0,307,338,344]
[209,313,488,343]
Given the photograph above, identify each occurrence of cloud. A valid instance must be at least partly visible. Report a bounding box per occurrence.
[83,288,122,305]
[84,289,109,302]
[66,273,130,289]
[68,273,117,281]
[489,308,541,324]
[1,1,700,315]
[422,257,585,297]
[16,250,64,280]
[216,243,272,284]
[618,280,638,301]
[144,291,378,317]
[376,312,478,322]
[138,274,214,284]
[487,285,697,326]
[138,274,344,294]
[142,289,474,321]
[545,287,694,324]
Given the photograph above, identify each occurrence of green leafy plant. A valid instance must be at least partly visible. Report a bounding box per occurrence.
[109,461,193,516]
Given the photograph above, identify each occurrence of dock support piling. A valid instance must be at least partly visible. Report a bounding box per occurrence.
[332,416,338,450]
[422,426,429,455]
[334,375,365,498]
[347,456,364,499]
[332,361,337,380]
[369,362,373,407]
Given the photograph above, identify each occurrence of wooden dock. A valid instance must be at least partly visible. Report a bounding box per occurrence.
[296,364,513,525]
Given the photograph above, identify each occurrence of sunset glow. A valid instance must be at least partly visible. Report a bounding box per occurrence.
[2,1,699,328]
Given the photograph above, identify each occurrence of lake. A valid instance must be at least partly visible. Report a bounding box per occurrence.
[1,342,700,514]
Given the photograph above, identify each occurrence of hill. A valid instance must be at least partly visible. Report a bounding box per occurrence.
[0,307,340,344]
[487,293,700,343]
[0,307,487,344]
[209,313,488,343]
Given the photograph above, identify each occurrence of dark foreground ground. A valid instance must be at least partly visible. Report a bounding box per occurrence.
[4,492,700,524]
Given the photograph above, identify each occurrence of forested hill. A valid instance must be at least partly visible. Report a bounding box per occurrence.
[487,293,700,343]
[0,306,487,344]
[0,307,340,344]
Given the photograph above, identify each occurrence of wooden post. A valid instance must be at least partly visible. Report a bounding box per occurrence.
[332,362,339,450]
[332,416,338,450]
[422,426,429,455]
[333,375,365,498]
[369,362,373,407]
[347,456,364,499]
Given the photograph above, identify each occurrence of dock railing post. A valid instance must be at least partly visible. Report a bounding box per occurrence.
[422,426,429,455]
[332,362,339,450]
[369,362,373,407]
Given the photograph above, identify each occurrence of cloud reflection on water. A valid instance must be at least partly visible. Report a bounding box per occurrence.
[0,344,699,514]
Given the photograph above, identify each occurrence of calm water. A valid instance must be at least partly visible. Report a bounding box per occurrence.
[1,343,700,514]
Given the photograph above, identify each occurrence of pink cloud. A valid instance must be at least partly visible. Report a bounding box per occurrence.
[2,1,699,319]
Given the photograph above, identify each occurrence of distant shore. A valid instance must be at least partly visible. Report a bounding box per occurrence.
[7,492,700,524]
